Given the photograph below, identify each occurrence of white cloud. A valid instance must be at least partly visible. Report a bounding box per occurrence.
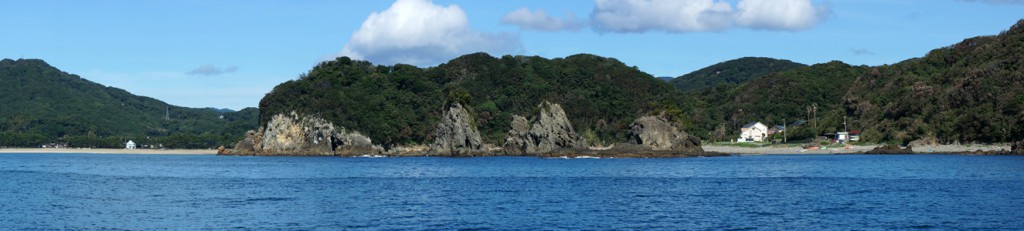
[590,0,733,33]
[589,0,828,33]
[735,0,829,31]
[340,0,521,67]
[502,8,584,32]
[186,64,238,76]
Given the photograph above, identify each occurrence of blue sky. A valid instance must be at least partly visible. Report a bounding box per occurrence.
[3,0,1023,110]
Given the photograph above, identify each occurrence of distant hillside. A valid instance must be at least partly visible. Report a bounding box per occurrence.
[259,53,683,147]
[656,76,674,82]
[682,19,1024,144]
[0,59,258,148]
[841,19,1024,143]
[669,57,806,93]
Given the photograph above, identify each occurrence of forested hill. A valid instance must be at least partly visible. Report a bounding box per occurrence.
[259,53,684,147]
[681,19,1024,144]
[0,59,258,148]
[841,19,1024,143]
[669,57,806,93]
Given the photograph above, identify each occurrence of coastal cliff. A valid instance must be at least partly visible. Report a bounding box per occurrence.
[624,115,703,153]
[222,111,380,156]
[503,101,588,155]
[429,103,487,156]
[223,102,718,157]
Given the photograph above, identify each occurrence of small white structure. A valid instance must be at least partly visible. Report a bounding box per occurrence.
[738,122,769,142]
[837,132,850,144]
[126,140,137,150]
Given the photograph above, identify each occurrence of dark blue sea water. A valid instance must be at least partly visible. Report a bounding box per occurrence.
[1,154,1022,230]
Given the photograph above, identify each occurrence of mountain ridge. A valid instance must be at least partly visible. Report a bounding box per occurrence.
[669,57,806,93]
[0,58,258,148]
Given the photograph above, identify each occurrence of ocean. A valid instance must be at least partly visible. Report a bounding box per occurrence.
[1,153,1022,230]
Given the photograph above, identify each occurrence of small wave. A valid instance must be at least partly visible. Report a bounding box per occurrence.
[357,154,387,158]
[574,156,600,159]
[906,224,935,229]
[244,197,296,202]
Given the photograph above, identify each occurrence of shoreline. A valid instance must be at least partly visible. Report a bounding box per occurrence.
[0,148,216,155]
[1,144,1014,157]
[703,144,1012,155]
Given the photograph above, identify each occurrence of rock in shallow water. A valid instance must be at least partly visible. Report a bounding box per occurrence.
[224,111,379,156]
[430,103,486,156]
[625,115,702,152]
[502,101,587,155]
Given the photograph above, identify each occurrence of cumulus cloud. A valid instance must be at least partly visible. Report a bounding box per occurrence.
[735,0,830,31]
[502,8,585,32]
[590,0,733,33]
[340,0,521,67]
[589,0,828,33]
[186,65,238,76]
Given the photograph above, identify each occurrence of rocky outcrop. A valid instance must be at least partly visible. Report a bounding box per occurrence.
[224,111,379,156]
[625,115,702,152]
[229,129,262,155]
[908,137,940,147]
[1012,141,1024,155]
[502,116,532,155]
[429,103,486,156]
[503,102,587,155]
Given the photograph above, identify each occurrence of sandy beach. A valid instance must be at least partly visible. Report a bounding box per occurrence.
[704,144,1012,155]
[703,145,875,155]
[0,148,216,155]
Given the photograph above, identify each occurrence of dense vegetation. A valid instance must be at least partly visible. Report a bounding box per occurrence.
[260,53,681,147]
[0,59,258,148]
[669,57,806,93]
[681,19,1024,144]
[841,19,1024,144]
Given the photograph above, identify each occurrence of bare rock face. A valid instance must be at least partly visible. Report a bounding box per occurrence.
[259,112,339,155]
[430,103,486,156]
[503,101,587,155]
[626,115,702,152]
[228,129,261,156]
[502,116,531,155]
[224,111,379,156]
[908,137,940,147]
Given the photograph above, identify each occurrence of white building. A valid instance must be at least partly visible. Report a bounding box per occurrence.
[837,132,850,144]
[126,140,136,150]
[738,122,769,142]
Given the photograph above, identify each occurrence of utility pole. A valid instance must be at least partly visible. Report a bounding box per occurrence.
[783,118,787,143]
[812,103,818,130]
[165,106,170,120]
[843,116,848,132]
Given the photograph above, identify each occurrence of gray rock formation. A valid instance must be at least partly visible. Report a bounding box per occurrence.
[258,112,336,155]
[430,103,486,156]
[225,111,379,156]
[502,116,531,156]
[1012,141,1024,155]
[503,101,587,155]
[908,137,940,147]
[626,115,702,151]
[229,129,262,155]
